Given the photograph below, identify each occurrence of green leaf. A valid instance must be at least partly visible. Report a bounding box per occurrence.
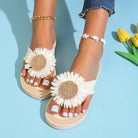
[115,51,138,65]
[132,44,138,58]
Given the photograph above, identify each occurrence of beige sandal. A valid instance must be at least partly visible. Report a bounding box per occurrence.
[45,62,101,129]
[20,43,56,99]
[20,15,56,99]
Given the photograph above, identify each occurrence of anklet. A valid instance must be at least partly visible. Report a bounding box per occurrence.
[80,33,106,45]
[31,16,56,21]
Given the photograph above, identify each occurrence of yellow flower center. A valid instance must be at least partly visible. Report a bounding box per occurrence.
[30,54,46,71]
[58,81,78,99]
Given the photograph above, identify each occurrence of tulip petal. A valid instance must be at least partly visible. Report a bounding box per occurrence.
[132,33,138,48]
[137,23,138,33]
[117,29,131,42]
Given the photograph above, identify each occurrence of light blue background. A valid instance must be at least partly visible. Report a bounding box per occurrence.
[0,0,138,138]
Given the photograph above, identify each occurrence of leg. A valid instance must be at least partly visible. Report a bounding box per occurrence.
[50,8,109,116]
[21,0,57,88]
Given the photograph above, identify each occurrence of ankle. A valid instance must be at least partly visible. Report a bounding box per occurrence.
[32,20,55,32]
[30,20,56,50]
[78,39,103,62]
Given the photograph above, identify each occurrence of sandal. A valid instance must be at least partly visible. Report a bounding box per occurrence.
[45,62,101,129]
[20,16,56,99]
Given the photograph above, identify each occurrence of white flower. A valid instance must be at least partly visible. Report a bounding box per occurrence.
[24,47,56,78]
[50,72,97,108]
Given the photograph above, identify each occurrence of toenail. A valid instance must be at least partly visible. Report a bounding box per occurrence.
[74,113,78,117]
[34,82,38,86]
[82,110,86,113]
[63,112,68,117]
[43,80,49,86]
[29,79,33,84]
[51,105,59,113]
[68,112,73,117]
[26,79,29,83]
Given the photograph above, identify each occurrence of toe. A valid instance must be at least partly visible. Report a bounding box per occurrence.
[74,105,81,116]
[50,99,61,114]
[68,107,75,117]
[42,76,52,89]
[25,73,30,83]
[81,95,93,113]
[29,76,35,85]
[62,107,69,117]
[42,71,54,88]
[33,78,41,87]
[21,61,27,77]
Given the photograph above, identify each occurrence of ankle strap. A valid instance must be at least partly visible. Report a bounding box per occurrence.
[31,16,56,21]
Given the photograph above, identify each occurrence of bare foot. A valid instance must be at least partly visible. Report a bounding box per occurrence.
[21,19,56,88]
[50,38,103,117]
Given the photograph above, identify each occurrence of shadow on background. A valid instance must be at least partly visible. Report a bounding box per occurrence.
[0,0,32,95]
[0,0,77,125]
[112,31,120,42]
[130,24,136,34]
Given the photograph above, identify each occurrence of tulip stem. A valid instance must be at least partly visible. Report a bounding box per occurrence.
[132,44,138,57]
[125,39,132,50]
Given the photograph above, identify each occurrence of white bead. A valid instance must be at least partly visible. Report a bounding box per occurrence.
[101,39,106,45]
[91,36,99,41]
[82,33,89,39]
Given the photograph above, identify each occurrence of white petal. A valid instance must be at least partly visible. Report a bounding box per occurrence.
[50,71,97,108]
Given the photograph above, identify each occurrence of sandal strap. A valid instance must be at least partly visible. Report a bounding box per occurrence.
[31,16,56,21]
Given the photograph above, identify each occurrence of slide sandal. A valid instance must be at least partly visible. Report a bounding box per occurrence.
[20,41,56,99]
[45,62,101,129]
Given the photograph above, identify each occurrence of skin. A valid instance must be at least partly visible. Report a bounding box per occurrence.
[21,0,109,117]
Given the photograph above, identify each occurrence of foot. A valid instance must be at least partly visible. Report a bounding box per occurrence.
[21,19,56,88]
[50,38,103,117]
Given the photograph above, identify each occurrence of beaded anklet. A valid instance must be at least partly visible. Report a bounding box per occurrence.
[80,33,106,45]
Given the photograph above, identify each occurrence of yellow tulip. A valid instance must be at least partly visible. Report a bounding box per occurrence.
[117,29,130,42]
[137,23,138,33]
[132,33,138,48]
